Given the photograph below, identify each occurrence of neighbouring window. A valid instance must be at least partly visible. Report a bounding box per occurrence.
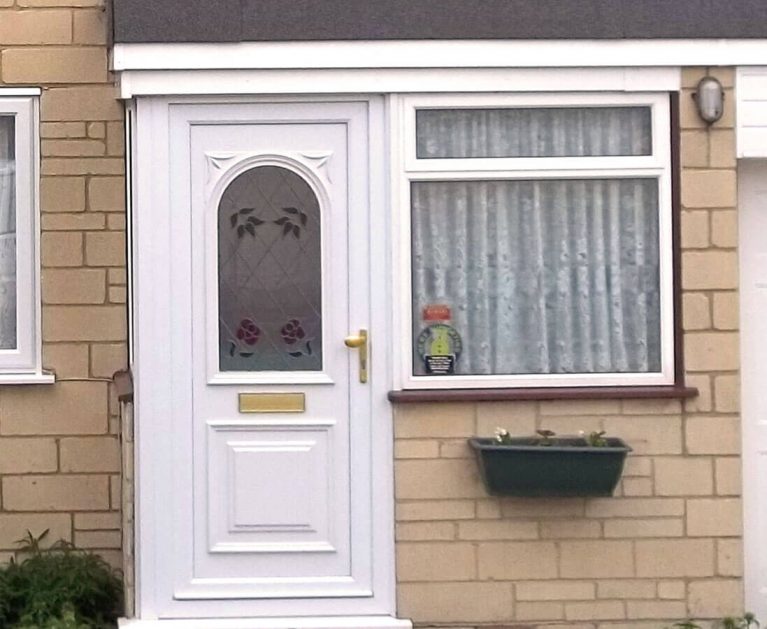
[401,94,674,389]
[0,95,45,381]
[0,116,16,350]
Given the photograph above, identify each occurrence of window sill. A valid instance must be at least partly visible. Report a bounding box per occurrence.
[388,385,698,403]
[0,371,55,385]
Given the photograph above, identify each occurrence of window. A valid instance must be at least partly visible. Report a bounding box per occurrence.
[398,93,674,389]
[0,94,48,382]
[217,165,323,373]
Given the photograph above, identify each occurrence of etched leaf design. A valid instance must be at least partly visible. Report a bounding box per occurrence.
[299,212,308,226]
[283,206,299,215]
[237,225,245,238]
[239,208,255,215]
[306,341,312,355]
[274,217,289,225]
[228,341,236,357]
[239,352,254,358]
[230,214,238,228]
[245,222,256,236]
[292,225,300,238]
[247,217,264,226]
[289,351,303,358]
[282,222,293,236]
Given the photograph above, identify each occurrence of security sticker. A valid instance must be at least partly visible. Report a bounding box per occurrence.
[416,323,463,375]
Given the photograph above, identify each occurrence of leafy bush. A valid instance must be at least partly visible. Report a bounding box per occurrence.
[0,530,123,628]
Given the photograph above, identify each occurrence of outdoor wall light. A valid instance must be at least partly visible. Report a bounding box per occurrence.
[693,76,725,124]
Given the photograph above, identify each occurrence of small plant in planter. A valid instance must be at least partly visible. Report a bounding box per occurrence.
[0,530,123,629]
[468,428,632,497]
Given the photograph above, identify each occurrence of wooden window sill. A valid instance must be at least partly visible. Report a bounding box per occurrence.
[388,385,698,403]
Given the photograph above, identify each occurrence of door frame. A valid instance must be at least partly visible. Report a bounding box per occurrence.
[740,158,767,619]
[129,94,404,625]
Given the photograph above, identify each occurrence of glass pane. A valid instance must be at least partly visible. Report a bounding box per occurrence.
[411,178,661,376]
[0,116,16,350]
[218,165,322,372]
[416,107,652,158]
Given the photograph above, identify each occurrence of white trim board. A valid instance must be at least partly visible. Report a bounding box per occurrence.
[113,40,767,71]
[115,67,680,98]
[0,87,41,96]
[738,159,767,619]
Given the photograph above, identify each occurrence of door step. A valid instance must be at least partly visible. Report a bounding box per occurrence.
[119,616,413,629]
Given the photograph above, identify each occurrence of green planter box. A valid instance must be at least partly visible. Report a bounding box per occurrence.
[468,436,632,497]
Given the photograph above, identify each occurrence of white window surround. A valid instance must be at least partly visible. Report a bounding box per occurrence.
[0,89,51,385]
[392,92,675,390]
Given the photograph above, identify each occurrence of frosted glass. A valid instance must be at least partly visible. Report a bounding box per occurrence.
[218,166,322,372]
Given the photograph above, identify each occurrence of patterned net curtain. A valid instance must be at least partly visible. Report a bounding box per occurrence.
[0,117,16,350]
[411,107,661,376]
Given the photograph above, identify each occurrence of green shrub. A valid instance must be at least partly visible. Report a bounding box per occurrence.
[0,530,123,629]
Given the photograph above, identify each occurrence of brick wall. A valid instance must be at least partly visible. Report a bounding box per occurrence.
[394,67,742,627]
[0,0,125,567]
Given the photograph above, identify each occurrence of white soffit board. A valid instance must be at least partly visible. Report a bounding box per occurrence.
[108,39,734,97]
[113,40,767,71]
[737,66,767,159]
[115,67,681,98]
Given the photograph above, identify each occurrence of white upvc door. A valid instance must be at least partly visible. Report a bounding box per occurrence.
[131,97,405,626]
[740,159,767,619]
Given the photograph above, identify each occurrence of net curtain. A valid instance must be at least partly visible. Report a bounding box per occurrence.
[411,109,662,376]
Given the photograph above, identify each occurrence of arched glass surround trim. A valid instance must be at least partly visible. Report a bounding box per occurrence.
[217,164,323,372]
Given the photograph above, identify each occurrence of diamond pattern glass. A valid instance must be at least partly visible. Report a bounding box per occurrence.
[218,165,322,372]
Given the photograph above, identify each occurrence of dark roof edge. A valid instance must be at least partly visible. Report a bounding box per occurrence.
[113,0,767,44]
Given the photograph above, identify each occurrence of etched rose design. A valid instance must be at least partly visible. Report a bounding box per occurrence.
[236,319,261,346]
[280,319,306,345]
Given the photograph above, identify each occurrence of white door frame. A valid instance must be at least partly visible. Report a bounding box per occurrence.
[740,159,767,619]
[128,94,408,628]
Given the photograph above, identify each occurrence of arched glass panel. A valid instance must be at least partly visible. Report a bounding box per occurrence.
[218,165,322,372]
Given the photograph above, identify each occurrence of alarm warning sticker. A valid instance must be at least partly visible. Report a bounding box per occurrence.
[416,323,462,375]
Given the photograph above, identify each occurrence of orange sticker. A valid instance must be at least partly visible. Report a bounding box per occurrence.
[422,304,451,321]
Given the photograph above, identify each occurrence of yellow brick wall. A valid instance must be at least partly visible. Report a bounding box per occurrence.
[394,67,742,627]
[0,0,125,567]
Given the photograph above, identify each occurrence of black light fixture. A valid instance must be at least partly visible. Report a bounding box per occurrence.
[693,76,725,124]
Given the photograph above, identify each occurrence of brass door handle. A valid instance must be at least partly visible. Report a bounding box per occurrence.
[344,329,368,383]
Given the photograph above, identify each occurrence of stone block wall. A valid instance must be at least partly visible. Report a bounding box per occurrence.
[394,67,742,627]
[0,0,125,567]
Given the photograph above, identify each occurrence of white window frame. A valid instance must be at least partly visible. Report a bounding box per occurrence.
[0,91,50,384]
[393,91,675,390]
